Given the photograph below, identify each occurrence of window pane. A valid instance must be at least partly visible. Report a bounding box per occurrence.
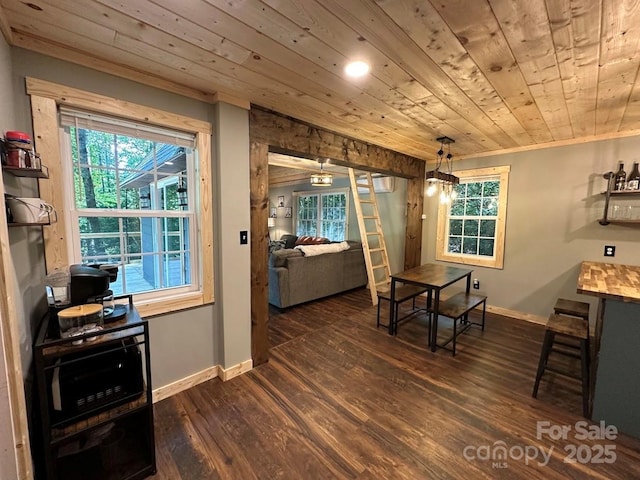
[479,238,495,257]
[448,236,462,253]
[163,252,191,288]
[78,216,190,295]
[466,182,483,198]
[79,216,121,258]
[466,199,481,216]
[449,219,463,236]
[320,193,347,240]
[463,219,479,236]
[450,199,465,216]
[74,166,117,209]
[481,198,498,216]
[483,181,500,196]
[454,183,466,198]
[480,219,496,238]
[463,237,478,255]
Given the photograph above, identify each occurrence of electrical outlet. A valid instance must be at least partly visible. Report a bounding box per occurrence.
[604,245,616,257]
[473,279,480,289]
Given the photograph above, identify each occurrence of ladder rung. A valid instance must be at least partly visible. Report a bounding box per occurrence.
[356,182,372,187]
[362,216,377,219]
[369,248,384,252]
[366,232,381,236]
[375,280,388,287]
[372,264,388,270]
[360,200,374,204]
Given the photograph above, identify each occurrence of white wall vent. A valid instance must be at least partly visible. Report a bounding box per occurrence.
[357,175,396,194]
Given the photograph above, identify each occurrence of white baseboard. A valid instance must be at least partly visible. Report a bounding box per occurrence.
[152,358,254,403]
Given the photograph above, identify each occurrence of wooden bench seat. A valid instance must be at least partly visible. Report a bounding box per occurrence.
[431,292,487,356]
[376,284,429,331]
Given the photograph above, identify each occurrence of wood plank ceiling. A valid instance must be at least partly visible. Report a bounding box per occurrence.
[2,0,640,160]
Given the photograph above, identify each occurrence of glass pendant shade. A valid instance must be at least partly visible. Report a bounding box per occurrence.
[311,159,333,186]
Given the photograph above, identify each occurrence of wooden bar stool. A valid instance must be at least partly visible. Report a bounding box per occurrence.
[554,298,590,321]
[532,313,590,417]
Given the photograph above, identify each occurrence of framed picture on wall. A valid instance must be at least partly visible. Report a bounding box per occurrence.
[270,207,277,218]
[285,207,292,218]
[277,195,285,207]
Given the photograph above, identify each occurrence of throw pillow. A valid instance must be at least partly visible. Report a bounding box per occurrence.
[295,235,330,245]
[280,234,298,249]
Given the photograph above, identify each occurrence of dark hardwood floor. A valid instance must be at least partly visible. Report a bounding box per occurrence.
[154,288,640,479]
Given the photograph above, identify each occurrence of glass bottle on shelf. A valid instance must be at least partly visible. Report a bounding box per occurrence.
[627,162,640,190]
[614,162,626,190]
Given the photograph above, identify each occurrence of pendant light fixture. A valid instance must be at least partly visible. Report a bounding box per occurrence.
[310,158,333,187]
[425,136,459,203]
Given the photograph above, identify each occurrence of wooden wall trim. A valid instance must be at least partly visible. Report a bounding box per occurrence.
[220,359,253,382]
[0,175,33,480]
[151,358,253,403]
[250,141,270,366]
[31,94,69,272]
[152,366,220,404]
[26,77,212,134]
[249,108,425,365]
[404,176,425,269]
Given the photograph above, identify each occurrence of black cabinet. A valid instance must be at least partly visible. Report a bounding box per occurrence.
[34,296,156,480]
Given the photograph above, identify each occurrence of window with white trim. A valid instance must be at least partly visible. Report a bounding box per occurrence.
[436,166,509,269]
[60,108,198,298]
[293,188,349,240]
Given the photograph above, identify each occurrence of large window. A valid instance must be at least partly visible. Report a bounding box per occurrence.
[294,188,349,241]
[60,109,197,297]
[436,166,509,269]
[28,78,213,317]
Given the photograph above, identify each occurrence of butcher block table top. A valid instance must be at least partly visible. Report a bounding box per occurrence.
[577,261,640,304]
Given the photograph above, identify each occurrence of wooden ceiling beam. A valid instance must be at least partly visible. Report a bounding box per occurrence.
[251,108,425,179]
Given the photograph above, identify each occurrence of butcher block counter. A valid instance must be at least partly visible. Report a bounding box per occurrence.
[577,261,640,303]
[577,261,640,438]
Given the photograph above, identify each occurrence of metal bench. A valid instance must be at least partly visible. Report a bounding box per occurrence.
[376,284,428,332]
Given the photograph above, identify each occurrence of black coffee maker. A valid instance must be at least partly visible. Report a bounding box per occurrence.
[45,264,119,338]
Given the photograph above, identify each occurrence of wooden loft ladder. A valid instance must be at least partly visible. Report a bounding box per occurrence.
[348,169,391,305]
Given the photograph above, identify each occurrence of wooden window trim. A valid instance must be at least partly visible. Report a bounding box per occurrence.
[435,165,510,269]
[26,77,214,316]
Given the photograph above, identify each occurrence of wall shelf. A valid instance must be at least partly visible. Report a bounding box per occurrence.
[599,172,640,226]
[2,163,49,178]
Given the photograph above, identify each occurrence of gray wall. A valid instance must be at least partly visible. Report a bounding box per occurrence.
[9,48,240,390]
[214,102,251,368]
[270,175,407,274]
[422,137,640,320]
[0,29,19,480]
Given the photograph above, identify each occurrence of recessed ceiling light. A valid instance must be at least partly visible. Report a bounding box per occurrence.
[345,61,370,78]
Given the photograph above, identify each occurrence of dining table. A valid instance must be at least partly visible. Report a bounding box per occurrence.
[388,263,473,351]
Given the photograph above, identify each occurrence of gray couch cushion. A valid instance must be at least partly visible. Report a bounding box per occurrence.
[269,248,303,267]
